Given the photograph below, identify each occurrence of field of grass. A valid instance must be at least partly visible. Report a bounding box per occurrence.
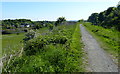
[3,23,85,72]
[36,27,49,34]
[2,33,25,57]
[2,27,51,58]
[83,22,119,60]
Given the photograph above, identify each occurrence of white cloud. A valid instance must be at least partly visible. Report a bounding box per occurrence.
[1,0,120,2]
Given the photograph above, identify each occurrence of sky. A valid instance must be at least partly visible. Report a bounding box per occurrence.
[1,0,119,21]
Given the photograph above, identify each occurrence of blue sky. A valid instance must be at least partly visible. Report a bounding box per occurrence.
[1,1,119,21]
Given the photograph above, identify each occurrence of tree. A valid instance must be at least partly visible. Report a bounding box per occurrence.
[78,19,84,22]
[87,3,120,31]
[88,13,99,25]
[33,22,43,29]
[55,17,66,26]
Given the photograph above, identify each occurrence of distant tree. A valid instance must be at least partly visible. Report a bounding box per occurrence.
[33,22,43,29]
[88,13,99,25]
[14,23,19,28]
[55,17,66,26]
[78,19,84,22]
[2,19,33,29]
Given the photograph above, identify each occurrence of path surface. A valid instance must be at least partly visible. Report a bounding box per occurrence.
[80,24,118,72]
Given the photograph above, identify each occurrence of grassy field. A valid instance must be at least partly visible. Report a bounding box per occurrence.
[2,33,25,57]
[2,27,51,57]
[83,22,119,60]
[36,27,49,34]
[3,23,85,72]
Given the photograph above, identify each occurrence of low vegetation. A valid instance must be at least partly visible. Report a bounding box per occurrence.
[3,22,85,72]
[2,33,25,57]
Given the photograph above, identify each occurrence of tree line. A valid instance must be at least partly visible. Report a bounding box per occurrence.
[2,17,66,29]
[87,4,120,31]
[1,17,67,34]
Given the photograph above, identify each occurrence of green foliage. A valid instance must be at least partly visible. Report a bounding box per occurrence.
[46,23,54,31]
[5,55,52,72]
[24,37,48,55]
[32,21,54,29]
[2,19,55,35]
[2,19,33,29]
[23,30,35,42]
[88,13,99,25]
[33,21,43,29]
[87,5,120,31]
[55,17,66,26]
[3,23,85,72]
[78,19,84,22]
[23,27,71,56]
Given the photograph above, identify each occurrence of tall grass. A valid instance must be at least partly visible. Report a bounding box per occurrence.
[70,23,85,71]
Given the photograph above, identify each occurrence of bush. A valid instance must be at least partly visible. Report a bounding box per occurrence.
[23,30,68,55]
[24,29,28,32]
[23,30,35,42]
[24,37,48,55]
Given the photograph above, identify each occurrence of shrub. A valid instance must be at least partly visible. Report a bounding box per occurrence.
[23,30,35,42]
[24,37,48,55]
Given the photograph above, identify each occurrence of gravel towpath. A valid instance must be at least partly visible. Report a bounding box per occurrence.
[80,24,118,72]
